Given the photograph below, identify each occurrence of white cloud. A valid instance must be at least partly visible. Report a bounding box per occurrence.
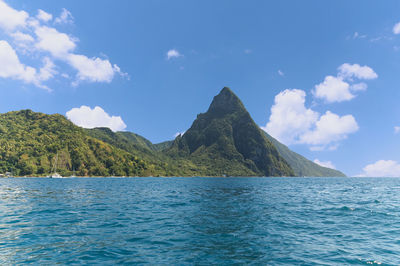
[310,145,339,151]
[358,160,400,177]
[174,131,185,138]
[55,8,73,24]
[34,25,125,85]
[300,111,358,146]
[395,126,400,134]
[167,49,182,60]
[11,31,34,43]
[370,37,383,43]
[338,63,378,80]
[10,31,35,51]
[350,82,367,91]
[0,0,28,31]
[0,1,126,89]
[36,9,52,22]
[0,41,36,83]
[313,76,354,103]
[352,32,367,39]
[34,26,125,84]
[66,106,127,132]
[263,89,319,145]
[278,70,284,76]
[393,22,400,35]
[266,63,373,148]
[244,49,252,54]
[263,89,358,150]
[313,159,336,169]
[313,63,377,103]
[34,26,76,57]
[38,57,57,81]
[0,40,56,91]
[67,54,122,84]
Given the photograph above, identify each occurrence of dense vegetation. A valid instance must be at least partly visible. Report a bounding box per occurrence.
[84,127,201,176]
[0,88,345,177]
[165,87,294,177]
[0,110,156,176]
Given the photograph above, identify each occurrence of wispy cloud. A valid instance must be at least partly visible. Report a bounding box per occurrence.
[54,8,73,25]
[352,32,367,39]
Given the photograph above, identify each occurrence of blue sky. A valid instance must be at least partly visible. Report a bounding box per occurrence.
[1,0,400,176]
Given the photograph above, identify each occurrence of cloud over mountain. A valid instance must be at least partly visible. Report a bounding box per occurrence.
[313,159,336,169]
[66,106,127,132]
[263,89,358,150]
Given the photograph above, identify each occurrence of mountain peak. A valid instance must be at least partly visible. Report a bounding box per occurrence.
[207,87,246,115]
[167,87,294,176]
[220,86,234,94]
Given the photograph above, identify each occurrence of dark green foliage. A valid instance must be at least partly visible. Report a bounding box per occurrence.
[165,87,294,177]
[85,127,155,156]
[264,132,346,177]
[85,127,198,176]
[0,110,153,176]
[152,140,173,151]
[0,88,344,177]
[116,131,157,151]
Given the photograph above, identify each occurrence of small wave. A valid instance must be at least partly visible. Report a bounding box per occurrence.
[363,259,382,265]
[340,206,355,211]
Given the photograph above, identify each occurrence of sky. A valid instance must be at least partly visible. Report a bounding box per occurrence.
[1,0,400,176]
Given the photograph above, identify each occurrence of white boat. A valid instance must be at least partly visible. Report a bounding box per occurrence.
[70,169,76,178]
[49,172,63,178]
[48,153,63,178]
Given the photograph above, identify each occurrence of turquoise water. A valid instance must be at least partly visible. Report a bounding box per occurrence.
[1,177,400,265]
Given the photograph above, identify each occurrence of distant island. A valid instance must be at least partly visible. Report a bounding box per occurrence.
[0,87,345,177]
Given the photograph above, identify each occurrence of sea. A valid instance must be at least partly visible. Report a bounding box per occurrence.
[1,177,400,265]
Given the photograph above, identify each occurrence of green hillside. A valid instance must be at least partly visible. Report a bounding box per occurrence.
[0,88,345,177]
[153,140,174,151]
[0,110,157,177]
[85,127,156,156]
[263,132,346,177]
[85,127,200,176]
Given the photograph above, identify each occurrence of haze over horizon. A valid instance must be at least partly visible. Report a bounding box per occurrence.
[1,0,400,177]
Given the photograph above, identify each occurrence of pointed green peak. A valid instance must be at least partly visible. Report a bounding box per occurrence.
[217,86,238,100]
[220,86,233,94]
[168,86,294,177]
[207,87,246,115]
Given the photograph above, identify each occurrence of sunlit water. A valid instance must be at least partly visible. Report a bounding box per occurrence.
[1,177,400,265]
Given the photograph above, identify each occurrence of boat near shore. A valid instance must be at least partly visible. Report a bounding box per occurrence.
[48,172,63,178]
[47,153,63,178]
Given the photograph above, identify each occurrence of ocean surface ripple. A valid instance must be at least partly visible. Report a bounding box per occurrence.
[1,177,400,265]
